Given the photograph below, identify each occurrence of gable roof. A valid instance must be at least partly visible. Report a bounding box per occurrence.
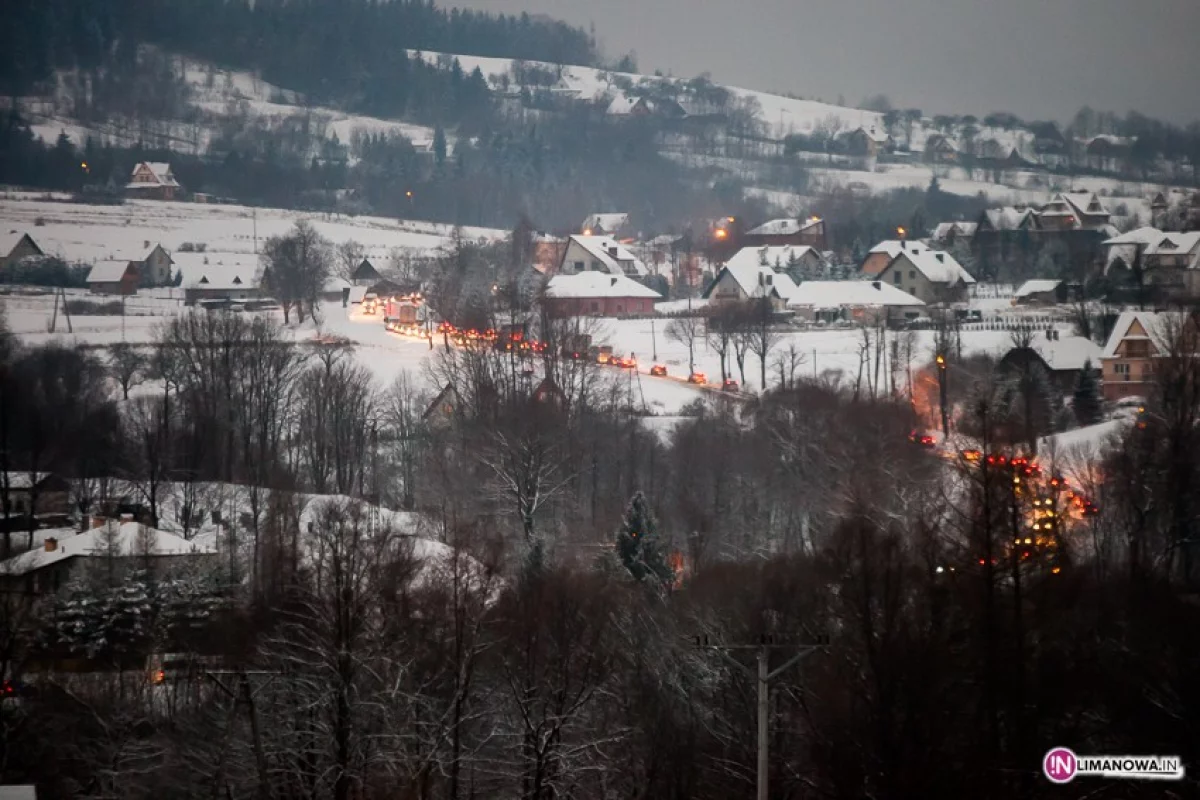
[0,231,43,258]
[128,161,180,188]
[1042,192,1109,223]
[565,235,648,275]
[1014,279,1062,298]
[86,260,135,283]
[868,240,928,259]
[172,252,260,289]
[1101,311,1189,359]
[787,280,924,309]
[545,272,661,299]
[606,94,645,115]
[931,221,978,241]
[704,261,798,302]
[352,258,381,280]
[0,521,212,577]
[745,218,823,237]
[887,248,975,285]
[581,213,631,234]
[726,245,821,272]
[981,206,1035,231]
[1103,226,1164,246]
[1031,334,1103,372]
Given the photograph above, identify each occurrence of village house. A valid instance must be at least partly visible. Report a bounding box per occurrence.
[1100,311,1196,401]
[1013,279,1065,306]
[542,272,661,317]
[997,331,1102,394]
[1103,227,1200,299]
[126,161,181,201]
[741,217,827,250]
[861,239,929,277]
[351,258,383,286]
[176,259,261,304]
[1085,136,1134,174]
[558,235,648,277]
[0,519,215,596]
[0,231,44,270]
[1036,191,1112,232]
[726,244,826,283]
[931,222,978,248]
[786,280,924,326]
[922,133,959,164]
[702,259,798,311]
[1,472,71,533]
[86,260,139,295]
[875,244,975,305]
[581,213,634,239]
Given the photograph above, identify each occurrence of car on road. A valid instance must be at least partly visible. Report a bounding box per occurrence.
[650,364,667,377]
[909,430,936,447]
[722,379,740,393]
[687,372,707,385]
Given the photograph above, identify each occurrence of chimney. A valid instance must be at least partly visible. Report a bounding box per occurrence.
[935,253,944,263]
[610,277,618,286]
[44,537,58,552]
[143,240,150,249]
[872,281,881,290]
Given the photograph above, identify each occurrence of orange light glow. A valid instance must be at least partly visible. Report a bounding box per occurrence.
[897,226,907,237]
[714,228,728,240]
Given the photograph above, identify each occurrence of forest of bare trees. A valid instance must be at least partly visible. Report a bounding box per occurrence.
[2,296,1200,798]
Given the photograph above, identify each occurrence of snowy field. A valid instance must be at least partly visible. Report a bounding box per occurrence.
[0,195,505,266]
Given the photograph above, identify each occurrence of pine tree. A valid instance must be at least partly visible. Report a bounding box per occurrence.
[615,491,673,586]
[433,125,447,169]
[1073,358,1103,426]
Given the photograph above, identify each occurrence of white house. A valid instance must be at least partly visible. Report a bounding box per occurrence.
[558,235,648,276]
[725,245,826,277]
[875,246,975,305]
[173,252,262,303]
[702,260,798,310]
[787,280,924,324]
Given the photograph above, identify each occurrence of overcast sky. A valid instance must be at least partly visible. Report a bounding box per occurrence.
[454,0,1200,125]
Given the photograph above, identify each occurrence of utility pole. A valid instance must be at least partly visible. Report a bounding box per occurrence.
[695,634,830,800]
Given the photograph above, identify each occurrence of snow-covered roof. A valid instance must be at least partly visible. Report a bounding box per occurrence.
[869,240,928,258]
[0,231,40,256]
[1030,334,1103,372]
[86,260,133,283]
[931,221,978,241]
[745,218,822,237]
[889,248,975,285]
[787,280,924,309]
[1103,226,1163,246]
[1044,192,1109,220]
[1,471,58,490]
[726,245,821,272]
[1144,232,1200,258]
[566,235,647,276]
[545,272,661,299]
[0,521,213,576]
[128,161,179,188]
[982,206,1035,230]
[606,94,643,115]
[173,252,261,290]
[581,213,631,234]
[1014,279,1062,298]
[1101,311,1188,359]
[707,260,798,301]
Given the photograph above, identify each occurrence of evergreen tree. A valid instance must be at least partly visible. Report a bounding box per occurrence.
[1072,358,1103,426]
[615,491,673,586]
[433,125,447,169]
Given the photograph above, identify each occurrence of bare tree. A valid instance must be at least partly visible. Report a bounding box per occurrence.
[108,342,146,400]
[666,314,703,374]
[745,296,779,391]
[261,220,333,324]
[335,239,365,282]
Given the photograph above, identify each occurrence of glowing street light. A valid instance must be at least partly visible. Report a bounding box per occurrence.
[897,226,907,238]
[714,228,728,240]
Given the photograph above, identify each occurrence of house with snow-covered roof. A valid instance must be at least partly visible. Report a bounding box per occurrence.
[1013,279,1064,306]
[0,519,216,595]
[1103,227,1200,299]
[1036,192,1111,231]
[725,245,826,282]
[86,260,139,295]
[922,133,959,164]
[581,213,633,239]
[875,244,975,305]
[172,253,262,303]
[1100,310,1197,400]
[558,235,648,276]
[930,221,978,247]
[742,216,827,250]
[542,272,661,317]
[787,280,924,325]
[126,161,181,201]
[861,239,930,277]
[997,331,1102,394]
[702,259,798,311]
[0,231,44,270]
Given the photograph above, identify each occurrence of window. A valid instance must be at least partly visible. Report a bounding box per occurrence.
[909,270,916,280]
[1113,362,1130,376]
[1124,340,1150,358]
[573,260,584,272]
[893,272,901,284]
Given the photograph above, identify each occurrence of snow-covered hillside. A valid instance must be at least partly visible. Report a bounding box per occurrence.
[0,195,505,268]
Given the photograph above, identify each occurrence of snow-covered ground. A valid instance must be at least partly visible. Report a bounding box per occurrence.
[0,195,505,267]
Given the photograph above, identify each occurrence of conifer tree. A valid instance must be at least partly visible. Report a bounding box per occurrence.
[1072,358,1103,426]
[615,491,673,586]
